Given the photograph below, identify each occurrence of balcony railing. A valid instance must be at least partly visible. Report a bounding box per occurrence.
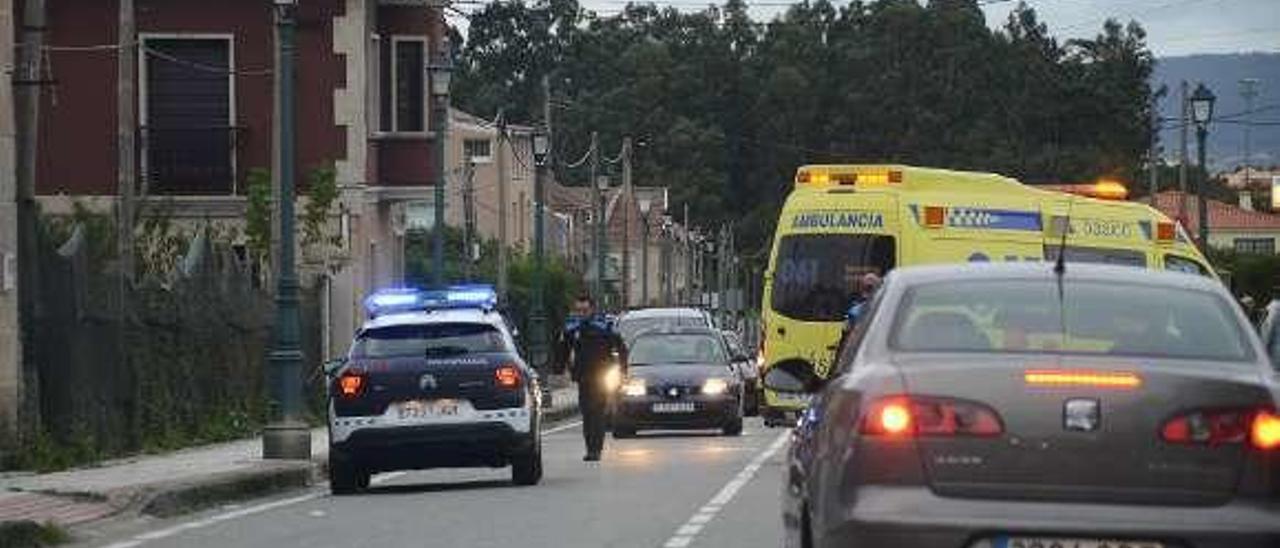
[143,126,244,195]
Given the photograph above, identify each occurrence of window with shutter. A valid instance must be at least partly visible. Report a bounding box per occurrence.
[142,37,235,195]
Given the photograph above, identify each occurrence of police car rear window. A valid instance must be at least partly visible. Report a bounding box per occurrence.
[353,323,508,358]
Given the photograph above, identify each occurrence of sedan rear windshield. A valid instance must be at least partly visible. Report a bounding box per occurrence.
[891,280,1254,363]
[630,334,727,366]
[353,323,508,358]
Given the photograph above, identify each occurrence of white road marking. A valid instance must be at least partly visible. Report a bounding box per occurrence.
[98,492,322,548]
[661,432,789,548]
[97,420,580,547]
[542,420,583,435]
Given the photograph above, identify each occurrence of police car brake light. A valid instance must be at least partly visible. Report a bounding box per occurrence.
[338,371,365,398]
[495,365,521,388]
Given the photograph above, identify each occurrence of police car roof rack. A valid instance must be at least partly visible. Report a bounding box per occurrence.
[364,284,498,318]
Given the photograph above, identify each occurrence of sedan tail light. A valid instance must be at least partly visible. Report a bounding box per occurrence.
[860,396,1003,437]
[337,372,366,399]
[1161,408,1280,450]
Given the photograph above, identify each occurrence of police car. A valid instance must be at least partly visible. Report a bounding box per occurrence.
[325,285,542,494]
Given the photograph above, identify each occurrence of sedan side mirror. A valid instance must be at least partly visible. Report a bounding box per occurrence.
[763,361,821,394]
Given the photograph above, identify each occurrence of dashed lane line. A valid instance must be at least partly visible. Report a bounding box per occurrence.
[661,432,789,548]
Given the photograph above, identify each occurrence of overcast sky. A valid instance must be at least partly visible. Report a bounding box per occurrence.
[450,0,1280,57]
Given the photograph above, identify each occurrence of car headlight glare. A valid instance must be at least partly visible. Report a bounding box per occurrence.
[621,378,647,397]
[702,378,729,396]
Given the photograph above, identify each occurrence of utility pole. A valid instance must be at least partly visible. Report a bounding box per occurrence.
[263,0,310,460]
[1,0,24,448]
[14,0,47,441]
[496,114,508,301]
[462,158,475,280]
[1178,80,1190,226]
[621,137,632,308]
[117,0,137,279]
[1240,78,1261,196]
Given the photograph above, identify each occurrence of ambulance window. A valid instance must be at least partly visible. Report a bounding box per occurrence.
[771,234,895,322]
[1165,254,1210,276]
[1043,245,1146,268]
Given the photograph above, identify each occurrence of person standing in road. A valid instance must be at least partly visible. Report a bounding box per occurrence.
[557,294,626,462]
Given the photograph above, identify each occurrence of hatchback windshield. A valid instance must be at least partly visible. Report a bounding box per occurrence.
[891,280,1253,362]
[630,334,728,365]
[352,323,508,358]
[617,314,709,343]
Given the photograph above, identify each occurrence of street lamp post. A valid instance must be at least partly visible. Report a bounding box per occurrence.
[531,128,550,376]
[595,175,609,306]
[638,197,651,306]
[1191,83,1216,250]
[428,40,453,286]
[263,0,310,460]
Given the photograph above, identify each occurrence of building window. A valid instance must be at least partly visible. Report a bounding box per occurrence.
[465,139,492,164]
[141,36,236,194]
[380,37,426,133]
[1234,238,1275,255]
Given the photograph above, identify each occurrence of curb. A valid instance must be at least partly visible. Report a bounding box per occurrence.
[135,461,319,519]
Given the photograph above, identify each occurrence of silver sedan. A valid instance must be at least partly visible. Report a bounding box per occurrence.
[767,263,1280,548]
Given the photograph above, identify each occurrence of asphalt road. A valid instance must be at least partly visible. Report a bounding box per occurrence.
[78,418,790,548]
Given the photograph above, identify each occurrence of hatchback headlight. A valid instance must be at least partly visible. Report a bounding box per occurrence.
[602,365,623,392]
[702,378,729,396]
[621,378,647,397]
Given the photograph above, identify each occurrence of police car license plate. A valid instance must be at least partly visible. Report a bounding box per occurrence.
[652,402,696,413]
[998,537,1162,548]
[395,399,461,420]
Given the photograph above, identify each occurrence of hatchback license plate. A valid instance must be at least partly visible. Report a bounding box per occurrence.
[999,537,1163,548]
[652,402,696,413]
[396,399,461,420]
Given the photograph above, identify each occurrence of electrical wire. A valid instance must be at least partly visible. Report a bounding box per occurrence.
[143,47,274,76]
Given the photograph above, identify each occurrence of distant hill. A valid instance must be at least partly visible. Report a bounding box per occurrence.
[1153,53,1280,171]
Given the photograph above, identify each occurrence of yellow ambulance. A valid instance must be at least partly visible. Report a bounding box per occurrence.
[759,165,1213,424]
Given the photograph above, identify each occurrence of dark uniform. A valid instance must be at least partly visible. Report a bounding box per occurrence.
[558,315,626,459]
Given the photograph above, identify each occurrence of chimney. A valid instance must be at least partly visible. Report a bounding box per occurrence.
[1239,191,1254,211]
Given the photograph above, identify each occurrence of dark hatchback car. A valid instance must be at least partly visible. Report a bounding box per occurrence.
[767,263,1280,548]
[613,329,745,437]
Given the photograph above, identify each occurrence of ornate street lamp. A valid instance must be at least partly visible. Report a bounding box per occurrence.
[263,0,309,460]
[637,196,652,306]
[427,38,453,285]
[530,127,550,376]
[1191,83,1216,249]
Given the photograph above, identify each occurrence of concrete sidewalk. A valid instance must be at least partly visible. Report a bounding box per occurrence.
[0,384,579,538]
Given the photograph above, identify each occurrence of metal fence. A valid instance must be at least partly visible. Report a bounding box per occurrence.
[22,223,320,463]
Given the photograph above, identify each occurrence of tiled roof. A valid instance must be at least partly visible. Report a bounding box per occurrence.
[1153,191,1280,232]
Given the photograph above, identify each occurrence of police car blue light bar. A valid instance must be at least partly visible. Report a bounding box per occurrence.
[364,284,498,318]
[363,288,424,318]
